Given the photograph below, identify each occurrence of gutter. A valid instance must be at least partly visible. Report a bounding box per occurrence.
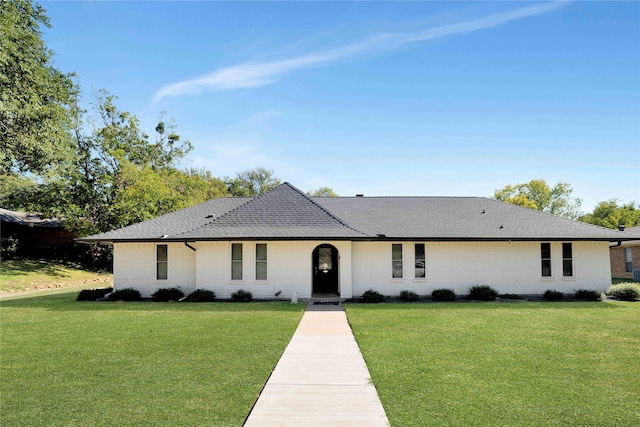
[184,242,196,252]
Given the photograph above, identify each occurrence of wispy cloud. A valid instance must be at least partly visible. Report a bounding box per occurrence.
[153,1,567,101]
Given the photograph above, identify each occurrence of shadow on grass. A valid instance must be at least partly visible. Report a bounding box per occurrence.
[1,259,73,277]
[0,289,306,313]
[345,301,627,311]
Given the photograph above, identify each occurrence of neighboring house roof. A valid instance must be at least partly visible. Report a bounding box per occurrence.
[614,226,640,247]
[78,182,635,244]
[0,208,63,227]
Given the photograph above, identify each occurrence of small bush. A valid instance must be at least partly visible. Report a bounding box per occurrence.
[151,287,185,302]
[360,289,385,303]
[399,290,419,302]
[574,289,601,301]
[499,293,522,300]
[231,289,253,302]
[184,289,216,302]
[76,287,113,301]
[108,288,142,301]
[605,283,640,301]
[468,285,498,301]
[431,288,456,302]
[544,289,564,301]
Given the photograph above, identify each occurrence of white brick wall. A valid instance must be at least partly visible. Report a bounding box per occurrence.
[113,240,611,299]
[195,241,353,299]
[352,241,611,297]
[113,242,196,298]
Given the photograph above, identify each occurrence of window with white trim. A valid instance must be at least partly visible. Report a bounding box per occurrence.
[392,244,403,278]
[562,243,573,277]
[415,243,425,279]
[256,244,267,280]
[541,243,551,277]
[231,243,243,280]
[626,248,632,273]
[157,244,168,280]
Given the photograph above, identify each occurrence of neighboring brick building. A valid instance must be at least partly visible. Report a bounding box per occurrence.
[610,226,640,281]
[0,208,75,259]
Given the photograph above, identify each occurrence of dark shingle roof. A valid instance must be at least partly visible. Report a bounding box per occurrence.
[79,197,249,242]
[175,183,366,239]
[79,183,633,243]
[313,196,630,240]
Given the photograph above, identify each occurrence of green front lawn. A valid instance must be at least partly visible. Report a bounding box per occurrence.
[1,291,305,426]
[346,303,640,427]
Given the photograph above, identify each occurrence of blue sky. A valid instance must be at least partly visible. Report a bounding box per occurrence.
[42,1,639,212]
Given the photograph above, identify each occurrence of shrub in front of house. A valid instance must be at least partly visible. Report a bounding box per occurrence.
[605,283,640,301]
[468,285,498,301]
[431,288,456,302]
[151,287,185,302]
[574,289,601,301]
[76,287,113,301]
[231,289,253,302]
[184,289,216,302]
[399,290,419,302]
[544,289,564,301]
[360,289,385,303]
[107,288,142,301]
[499,293,522,300]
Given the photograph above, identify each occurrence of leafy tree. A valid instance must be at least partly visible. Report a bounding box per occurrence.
[0,0,77,174]
[578,200,640,229]
[493,179,582,219]
[1,92,199,236]
[308,187,338,197]
[227,167,281,196]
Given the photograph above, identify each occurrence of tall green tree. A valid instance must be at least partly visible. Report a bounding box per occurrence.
[227,167,281,196]
[578,200,640,229]
[493,179,582,219]
[308,187,338,197]
[63,92,195,235]
[2,92,199,236]
[0,0,77,174]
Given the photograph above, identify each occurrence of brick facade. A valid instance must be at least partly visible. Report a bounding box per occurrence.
[610,245,640,279]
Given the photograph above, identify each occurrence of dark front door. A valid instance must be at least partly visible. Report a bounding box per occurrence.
[312,245,339,294]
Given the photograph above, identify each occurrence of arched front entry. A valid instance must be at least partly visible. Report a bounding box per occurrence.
[312,244,339,295]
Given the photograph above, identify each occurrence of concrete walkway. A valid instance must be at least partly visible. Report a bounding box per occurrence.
[244,301,390,426]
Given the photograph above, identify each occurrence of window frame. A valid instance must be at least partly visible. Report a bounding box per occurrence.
[626,248,633,273]
[156,244,168,281]
[256,243,267,281]
[392,244,403,279]
[562,242,573,278]
[231,243,243,281]
[540,243,552,278]
[414,243,426,279]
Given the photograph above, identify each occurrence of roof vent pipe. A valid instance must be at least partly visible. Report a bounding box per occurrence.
[356,194,364,197]
[618,225,626,231]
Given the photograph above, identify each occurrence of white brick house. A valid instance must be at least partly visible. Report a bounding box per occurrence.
[80,183,635,299]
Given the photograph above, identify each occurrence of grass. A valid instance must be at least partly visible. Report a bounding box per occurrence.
[346,302,640,426]
[1,290,305,426]
[0,259,112,293]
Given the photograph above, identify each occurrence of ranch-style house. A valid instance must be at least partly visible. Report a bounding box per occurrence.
[80,183,637,299]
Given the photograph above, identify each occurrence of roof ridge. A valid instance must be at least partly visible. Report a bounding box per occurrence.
[172,196,255,238]
[283,182,369,236]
